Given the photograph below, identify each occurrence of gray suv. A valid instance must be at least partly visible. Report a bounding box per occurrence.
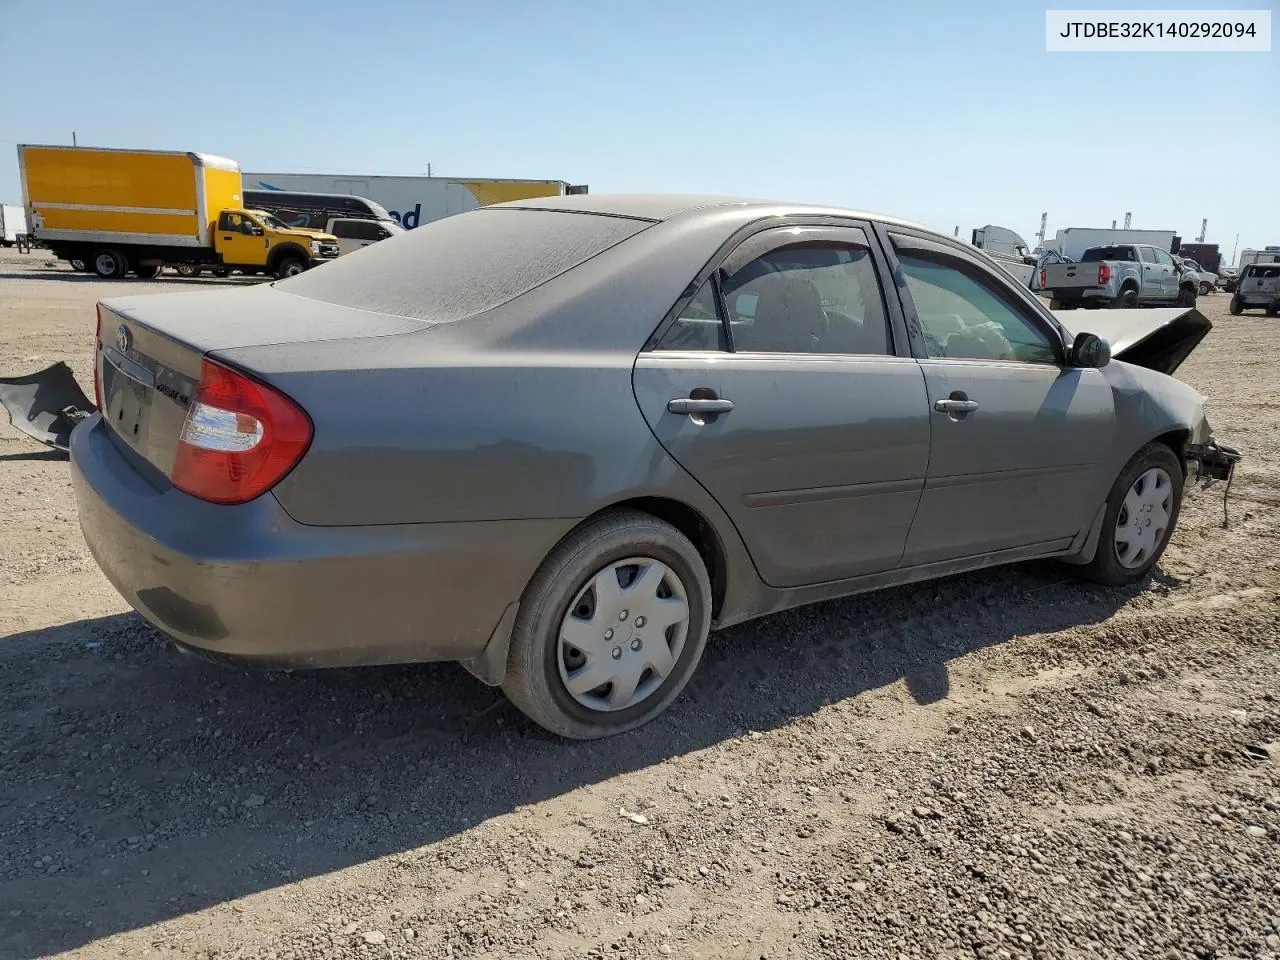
[1230,263,1280,316]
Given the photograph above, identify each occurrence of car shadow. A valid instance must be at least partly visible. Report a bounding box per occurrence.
[0,560,1133,958]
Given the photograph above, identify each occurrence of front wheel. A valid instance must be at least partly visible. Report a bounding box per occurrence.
[502,510,712,739]
[1177,285,1197,307]
[1074,442,1183,586]
[275,257,306,279]
[1229,296,1243,315]
[175,263,202,278]
[69,258,87,272]
[133,263,162,279]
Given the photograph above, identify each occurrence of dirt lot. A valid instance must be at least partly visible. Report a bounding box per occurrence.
[1,247,1277,960]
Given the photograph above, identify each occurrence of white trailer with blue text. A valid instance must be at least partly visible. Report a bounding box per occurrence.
[241,172,587,230]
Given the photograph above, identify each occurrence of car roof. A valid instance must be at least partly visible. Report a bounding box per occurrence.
[496,192,948,238]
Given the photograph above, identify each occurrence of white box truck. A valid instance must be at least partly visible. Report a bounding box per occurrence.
[242,172,587,229]
[0,203,28,245]
[1045,227,1182,262]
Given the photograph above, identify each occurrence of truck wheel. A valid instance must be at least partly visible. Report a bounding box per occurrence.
[1198,281,1211,296]
[92,249,128,279]
[275,257,306,279]
[1229,296,1243,315]
[1177,285,1197,307]
[133,263,162,279]
[175,263,202,278]
[212,268,230,278]
[1113,288,1139,309]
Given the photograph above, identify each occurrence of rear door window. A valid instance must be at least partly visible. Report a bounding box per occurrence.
[279,209,649,323]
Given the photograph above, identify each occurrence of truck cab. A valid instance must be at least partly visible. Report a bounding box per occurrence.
[213,209,339,277]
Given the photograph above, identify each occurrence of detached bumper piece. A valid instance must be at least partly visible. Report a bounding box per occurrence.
[1186,439,1243,528]
[0,361,96,453]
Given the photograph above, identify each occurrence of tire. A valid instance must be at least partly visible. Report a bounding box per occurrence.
[1048,299,1063,310]
[275,257,306,279]
[1074,442,1183,587]
[69,259,87,272]
[1267,303,1280,318]
[1177,285,1197,307]
[1229,296,1243,315]
[1113,287,1139,309]
[175,263,202,278]
[502,509,712,740]
[212,268,230,278]
[1198,281,1211,296]
[133,263,162,279]
[91,249,127,279]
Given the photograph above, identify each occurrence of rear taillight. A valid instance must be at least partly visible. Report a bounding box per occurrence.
[1039,268,1046,288]
[1097,263,1111,284]
[170,357,312,505]
[93,304,104,411]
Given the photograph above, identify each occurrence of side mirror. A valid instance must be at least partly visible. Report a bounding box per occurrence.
[250,226,264,237]
[1070,331,1111,368]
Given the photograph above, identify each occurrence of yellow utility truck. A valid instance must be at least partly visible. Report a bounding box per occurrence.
[17,145,340,279]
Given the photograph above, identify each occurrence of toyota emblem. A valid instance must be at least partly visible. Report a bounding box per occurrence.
[116,324,131,353]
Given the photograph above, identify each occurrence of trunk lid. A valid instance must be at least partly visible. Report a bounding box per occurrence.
[1053,306,1211,376]
[96,283,426,480]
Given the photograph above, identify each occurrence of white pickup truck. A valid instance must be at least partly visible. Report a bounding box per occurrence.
[1039,243,1199,309]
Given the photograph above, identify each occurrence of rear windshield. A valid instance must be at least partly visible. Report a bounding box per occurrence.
[1246,265,1280,279]
[277,208,649,323]
[1081,246,1136,262]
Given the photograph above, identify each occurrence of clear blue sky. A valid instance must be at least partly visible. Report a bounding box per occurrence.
[2,0,1276,256]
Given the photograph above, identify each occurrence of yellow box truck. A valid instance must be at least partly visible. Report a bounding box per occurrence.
[18,145,340,279]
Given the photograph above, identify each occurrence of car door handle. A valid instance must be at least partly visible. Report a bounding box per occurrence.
[934,399,979,413]
[668,398,734,415]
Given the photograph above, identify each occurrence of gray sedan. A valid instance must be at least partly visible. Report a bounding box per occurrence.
[70,194,1239,738]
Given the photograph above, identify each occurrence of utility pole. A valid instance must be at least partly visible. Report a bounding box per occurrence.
[1231,233,1239,265]
[954,226,959,237]
[427,162,432,178]
[1037,212,1047,244]
[1197,218,1207,242]
[72,131,77,146]
[1111,219,1117,229]
[1123,212,1132,229]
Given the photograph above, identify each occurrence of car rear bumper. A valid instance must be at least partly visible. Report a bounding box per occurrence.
[70,414,573,669]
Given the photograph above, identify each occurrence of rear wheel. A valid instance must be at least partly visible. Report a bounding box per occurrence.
[275,257,306,279]
[502,510,712,739]
[69,258,87,272]
[175,263,202,278]
[1113,287,1139,309]
[1177,285,1197,307]
[1267,303,1280,318]
[1198,281,1211,296]
[92,249,128,279]
[1074,442,1183,586]
[1229,296,1243,315]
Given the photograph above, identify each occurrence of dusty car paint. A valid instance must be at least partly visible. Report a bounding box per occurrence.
[68,195,1233,679]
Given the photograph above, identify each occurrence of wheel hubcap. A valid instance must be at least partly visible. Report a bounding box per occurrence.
[557,557,690,712]
[96,253,116,275]
[1114,467,1173,569]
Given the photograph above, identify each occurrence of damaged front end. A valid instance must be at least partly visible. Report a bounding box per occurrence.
[0,361,96,453]
[1053,305,1244,526]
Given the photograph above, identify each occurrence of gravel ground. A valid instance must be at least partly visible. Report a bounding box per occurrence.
[1,248,1277,960]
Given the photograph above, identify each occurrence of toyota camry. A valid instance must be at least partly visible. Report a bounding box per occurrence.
[70,194,1239,738]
